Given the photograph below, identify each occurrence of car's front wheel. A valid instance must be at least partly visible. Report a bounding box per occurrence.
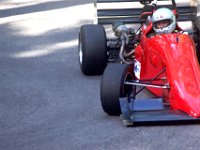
[100,63,135,116]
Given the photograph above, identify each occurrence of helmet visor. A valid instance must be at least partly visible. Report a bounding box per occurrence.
[154,19,171,29]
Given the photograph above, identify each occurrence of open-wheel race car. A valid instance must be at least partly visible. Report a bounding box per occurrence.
[78,0,200,76]
[98,0,200,126]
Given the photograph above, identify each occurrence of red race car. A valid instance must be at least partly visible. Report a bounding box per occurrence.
[99,0,200,126]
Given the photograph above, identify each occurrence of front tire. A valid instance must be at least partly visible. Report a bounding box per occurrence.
[100,63,134,116]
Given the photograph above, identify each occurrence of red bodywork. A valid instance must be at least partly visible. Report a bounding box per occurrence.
[135,23,200,118]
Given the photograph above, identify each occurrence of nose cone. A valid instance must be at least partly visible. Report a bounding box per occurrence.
[155,34,200,118]
[170,57,200,118]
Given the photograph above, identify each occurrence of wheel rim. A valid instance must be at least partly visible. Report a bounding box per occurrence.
[79,38,83,65]
[123,73,136,100]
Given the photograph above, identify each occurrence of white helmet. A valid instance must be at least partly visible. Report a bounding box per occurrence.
[152,8,176,34]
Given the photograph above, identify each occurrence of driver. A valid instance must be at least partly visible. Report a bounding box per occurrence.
[152,8,176,34]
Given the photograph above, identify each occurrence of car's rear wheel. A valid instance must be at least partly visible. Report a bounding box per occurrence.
[193,20,200,63]
[194,0,200,63]
[79,24,107,75]
[100,63,135,116]
[195,33,200,63]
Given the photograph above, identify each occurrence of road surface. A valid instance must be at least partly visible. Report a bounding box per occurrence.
[1,0,200,150]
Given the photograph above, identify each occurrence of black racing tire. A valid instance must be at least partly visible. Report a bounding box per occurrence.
[195,16,200,63]
[195,36,200,63]
[78,24,107,75]
[194,0,200,63]
[197,0,200,30]
[100,63,134,116]
[193,16,200,63]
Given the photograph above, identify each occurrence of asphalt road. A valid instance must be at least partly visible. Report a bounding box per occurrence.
[1,0,200,150]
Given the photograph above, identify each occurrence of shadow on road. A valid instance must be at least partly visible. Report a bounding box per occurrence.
[0,0,93,139]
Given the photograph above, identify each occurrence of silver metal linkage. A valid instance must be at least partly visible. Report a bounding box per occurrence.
[124,81,170,89]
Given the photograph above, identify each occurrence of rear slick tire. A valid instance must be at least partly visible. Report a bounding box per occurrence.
[79,25,107,75]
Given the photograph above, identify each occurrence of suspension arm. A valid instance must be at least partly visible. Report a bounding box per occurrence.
[124,81,170,89]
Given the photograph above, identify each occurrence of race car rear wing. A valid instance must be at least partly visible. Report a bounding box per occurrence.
[95,0,197,24]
